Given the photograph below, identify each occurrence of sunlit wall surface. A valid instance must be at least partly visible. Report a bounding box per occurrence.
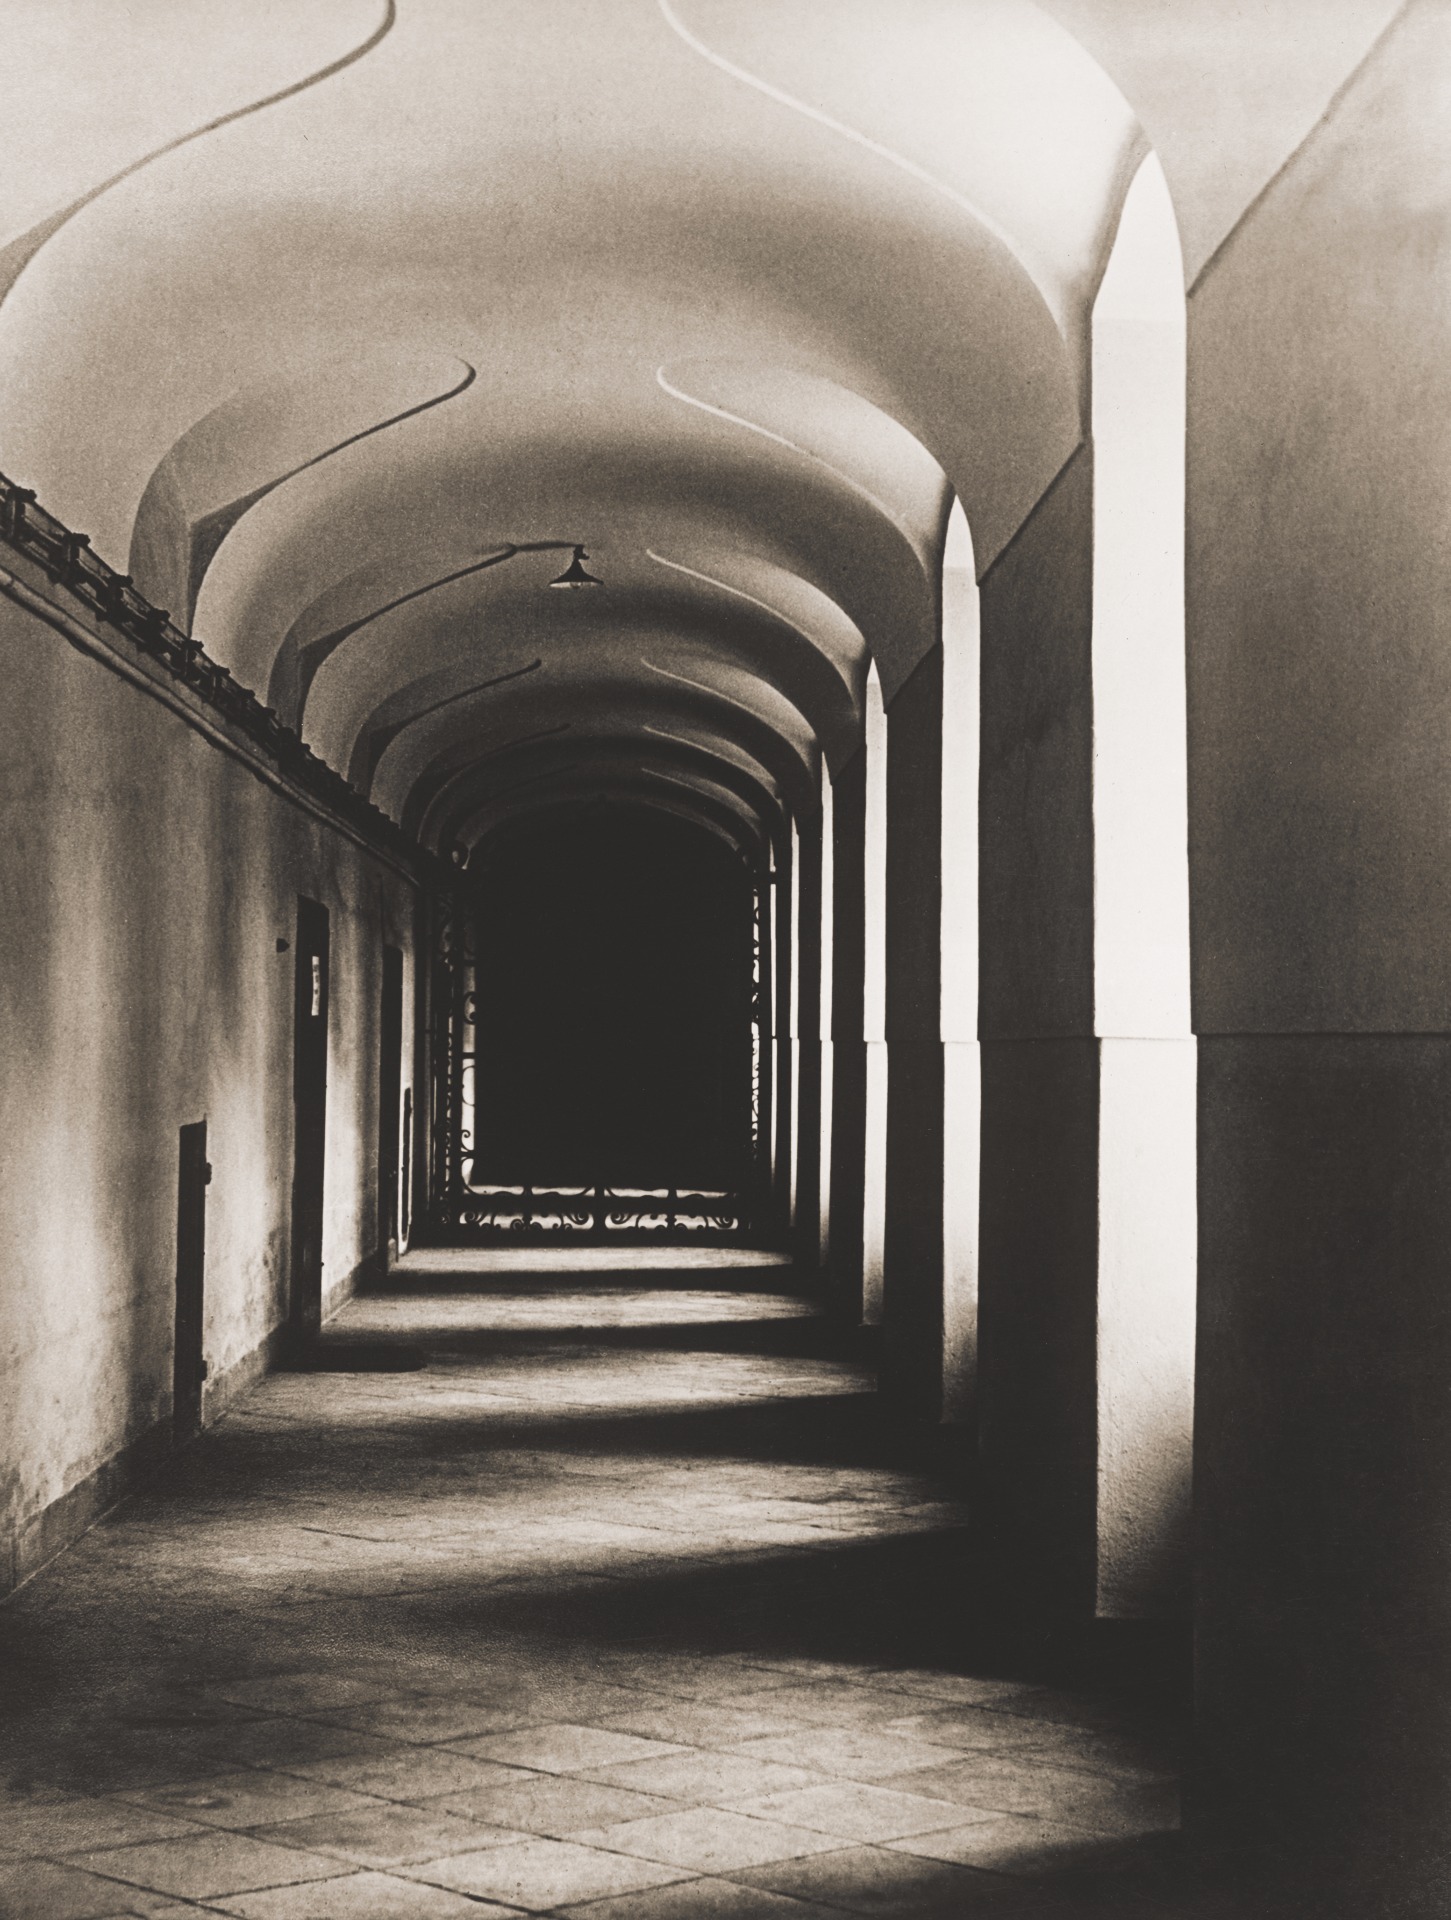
[1091,152,1196,1619]
[862,665,888,1325]
[818,764,835,1267]
[941,498,981,1424]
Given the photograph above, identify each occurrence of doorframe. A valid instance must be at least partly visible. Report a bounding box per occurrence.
[289,895,330,1353]
[378,943,404,1273]
[173,1119,209,1442]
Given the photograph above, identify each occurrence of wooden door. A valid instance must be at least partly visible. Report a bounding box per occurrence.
[173,1121,209,1441]
[378,944,403,1268]
[290,896,329,1350]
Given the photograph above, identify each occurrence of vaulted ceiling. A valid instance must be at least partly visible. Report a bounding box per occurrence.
[0,0,1401,862]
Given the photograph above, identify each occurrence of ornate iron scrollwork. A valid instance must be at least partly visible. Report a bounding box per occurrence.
[429,1182,744,1240]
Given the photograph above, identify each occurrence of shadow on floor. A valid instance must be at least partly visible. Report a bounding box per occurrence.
[0,1273,1226,1918]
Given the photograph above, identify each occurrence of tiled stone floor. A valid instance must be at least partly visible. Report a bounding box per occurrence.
[0,1260,1224,1919]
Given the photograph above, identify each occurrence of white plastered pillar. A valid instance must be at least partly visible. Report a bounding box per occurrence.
[862,665,888,1325]
[940,500,980,1424]
[1091,152,1196,1619]
[817,765,834,1267]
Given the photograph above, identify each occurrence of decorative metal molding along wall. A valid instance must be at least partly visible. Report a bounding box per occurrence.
[0,471,448,889]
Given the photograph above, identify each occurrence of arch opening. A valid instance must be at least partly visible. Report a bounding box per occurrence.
[428,802,769,1245]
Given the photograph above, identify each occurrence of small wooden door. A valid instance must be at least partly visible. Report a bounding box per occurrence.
[400,1086,413,1245]
[174,1121,209,1441]
[290,897,329,1350]
[378,945,404,1268]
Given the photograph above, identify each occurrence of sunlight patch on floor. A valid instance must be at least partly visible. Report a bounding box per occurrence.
[396,1246,796,1273]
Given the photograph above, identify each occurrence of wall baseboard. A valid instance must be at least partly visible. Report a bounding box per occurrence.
[322,1250,384,1319]
[2,1416,173,1599]
[201,1321,292,1429]
[1,1318,292,1602]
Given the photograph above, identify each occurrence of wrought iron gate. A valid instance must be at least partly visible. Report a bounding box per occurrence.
[422,865,769,1244]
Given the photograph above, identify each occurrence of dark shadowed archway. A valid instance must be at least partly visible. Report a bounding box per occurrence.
[463,803,761,1232]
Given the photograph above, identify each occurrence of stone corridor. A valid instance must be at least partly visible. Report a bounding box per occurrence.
[0,1260,1196,1919]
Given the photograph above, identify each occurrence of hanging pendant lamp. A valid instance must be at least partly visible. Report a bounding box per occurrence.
[547,545,604,589]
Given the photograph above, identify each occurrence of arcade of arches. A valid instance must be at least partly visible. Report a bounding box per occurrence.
[1,5,1449,1916]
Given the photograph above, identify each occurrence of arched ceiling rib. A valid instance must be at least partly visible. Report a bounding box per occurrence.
[424,733,785,860]
[659,0,1142,336]
[0,2,392,299]
[1,1,1125,550]
[296,547,860,792]
[347,659,544,796]
[0,0,1192,848]
[656,361,952,577]
[1035,0,1404,282]
[130,351,474,631]
[471,790,762,865]
[399,681,810,850]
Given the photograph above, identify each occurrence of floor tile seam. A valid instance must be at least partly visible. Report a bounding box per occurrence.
[12,1814,233,1864]
[706,1792,984,1842]
[569,1781,806,1813]
[884,1795,1166,1841]
[253,1813,546,1855]
[564,1772,881,1811]
[949,1747,1181,1785]
[881,1805,1161,1850]
[394,1841,702,1900]
[20,1804,324,1855]
[441,1814,842,1881]
[888,1740,1180,1784]
[219,1755,565,1801]
[36,1845,353,1903]
[882,1704,1159,1735]
[705,1844,974,1916]
[538,1888,819,1920]
[253,1708,556,1746]
[688,1691,955,1721]
[99,1785,430,1831]
[582,1720,915,1756]
[880,1747,1175,1788]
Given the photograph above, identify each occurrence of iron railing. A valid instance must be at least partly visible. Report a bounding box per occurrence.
[422,868,768,1244]
[433,1184,752,1241]
[0,471,446,886]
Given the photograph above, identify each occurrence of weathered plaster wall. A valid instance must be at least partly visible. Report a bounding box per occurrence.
[1185,4,1451,1908]
[1187,5,1451,1038]
[1195,1035,1451,1910]
[0,563,416,1592]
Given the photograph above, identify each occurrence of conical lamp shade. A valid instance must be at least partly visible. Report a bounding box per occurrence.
[548,546,603,588]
